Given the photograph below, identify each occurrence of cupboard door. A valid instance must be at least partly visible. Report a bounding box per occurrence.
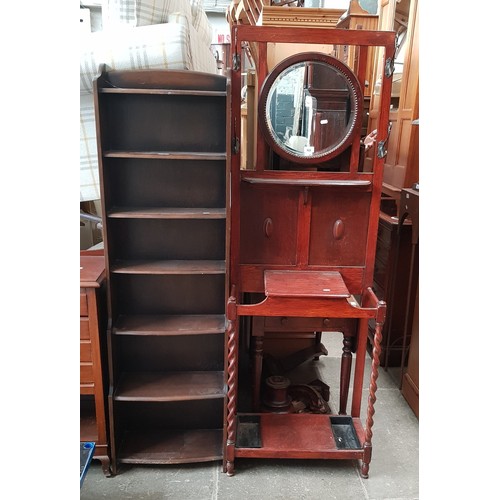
[309,188,370,266]
[240,184,299,265]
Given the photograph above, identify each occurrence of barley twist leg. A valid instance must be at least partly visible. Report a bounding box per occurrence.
[361,320,383,478]
[225,294,238,476]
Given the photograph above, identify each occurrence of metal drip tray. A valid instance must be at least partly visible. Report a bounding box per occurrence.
[330,416,361,450]
[236,415,262,448]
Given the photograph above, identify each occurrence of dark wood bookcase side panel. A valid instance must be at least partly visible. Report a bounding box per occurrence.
[99,94,226,153]
[101,158,226,209]
[106,219,226,261]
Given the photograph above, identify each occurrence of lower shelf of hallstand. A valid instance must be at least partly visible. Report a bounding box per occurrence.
[235,413,365,459]
[117,428,223,464]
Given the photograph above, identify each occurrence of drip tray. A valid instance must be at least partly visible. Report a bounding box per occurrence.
[236,415,262,448]
[330,416,362,449]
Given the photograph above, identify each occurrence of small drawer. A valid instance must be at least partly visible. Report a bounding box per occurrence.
[80,363,94,385]
[266,331,317,340]
[80,291,88,316]
[263,316,331,331]
[80,341,92,363]
[80,318,90,340]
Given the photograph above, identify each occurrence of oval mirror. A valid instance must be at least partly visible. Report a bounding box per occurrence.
[258,52,363,164]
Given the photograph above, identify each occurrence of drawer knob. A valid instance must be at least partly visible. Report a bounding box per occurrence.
[323,318,331,327]
[281,317,288,325]
[333,219,345,240]
[263,217,273,238]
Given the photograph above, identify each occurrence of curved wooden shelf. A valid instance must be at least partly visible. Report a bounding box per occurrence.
[118,429,223,464]
[111,260,226,275]
[108,207,226,219]
[115,371,225,401]
[103,151,226,160]
[113,314,226,336]
[99,87,226,97]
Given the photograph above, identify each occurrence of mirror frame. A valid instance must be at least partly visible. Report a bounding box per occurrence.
[258,52,364,165]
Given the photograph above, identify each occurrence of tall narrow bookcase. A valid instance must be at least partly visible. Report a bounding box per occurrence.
[94,68,229,473]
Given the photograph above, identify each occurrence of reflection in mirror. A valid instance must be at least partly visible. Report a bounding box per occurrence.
[260,53,362,164]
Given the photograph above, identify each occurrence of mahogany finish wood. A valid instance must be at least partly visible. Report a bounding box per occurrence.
[399,187,419,417]
[265,271,350,298]
[80,253,111,476]
[94,68,230,472]
[370,211,414,366]
[235,413,364,458]
[226,25,395,478]
[249,316,357,413]
[118,429,223,464]
[114,371,225,401]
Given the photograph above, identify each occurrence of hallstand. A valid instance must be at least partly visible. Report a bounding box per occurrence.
[225,25,395,478]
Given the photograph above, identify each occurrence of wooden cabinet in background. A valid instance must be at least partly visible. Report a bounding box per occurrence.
[80,252,110,476]
[399,186,419,417]
[335,0,379,98]
[365,0,419,200]
[369,211,415,367]
[401,284,418,417]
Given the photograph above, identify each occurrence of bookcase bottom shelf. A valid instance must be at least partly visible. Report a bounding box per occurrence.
[117,429,223,464]
[235,413,365,460]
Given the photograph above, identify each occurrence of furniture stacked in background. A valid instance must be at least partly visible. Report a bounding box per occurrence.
[80,0,217,204]
[93,67,229,474]
[80,250,110,476]
[364,0,419,195]
[225,25,395,478]
[370,209,414,367]
[365,0,419,389]
[399,186,419,417]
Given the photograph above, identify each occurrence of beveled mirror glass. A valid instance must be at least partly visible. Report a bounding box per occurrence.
[259,52,363,164]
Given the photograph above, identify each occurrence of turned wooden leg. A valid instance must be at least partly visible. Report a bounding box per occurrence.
[339,334,354,415]
[361,317,384,478]
[225,293,238,476]
[313,331,322,360]
[252,335,264,411]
